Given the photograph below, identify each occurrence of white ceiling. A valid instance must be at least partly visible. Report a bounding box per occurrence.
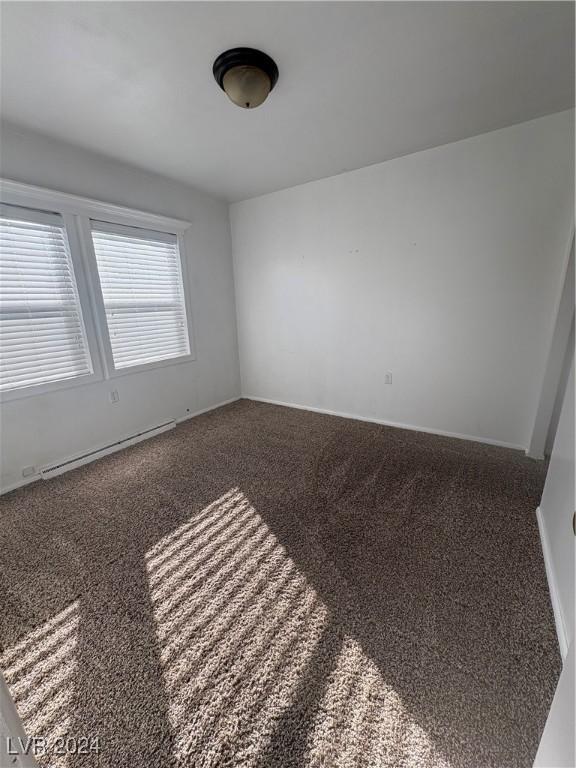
[1,2,573,202]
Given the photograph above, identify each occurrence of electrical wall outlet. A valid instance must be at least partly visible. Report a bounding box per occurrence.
[385,372,393,385]
[109,389,120,404]
[22,466,36,478]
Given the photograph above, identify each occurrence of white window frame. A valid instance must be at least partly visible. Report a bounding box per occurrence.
[0,207,104,402]
[79,218,195,378]
[0,179,194,400]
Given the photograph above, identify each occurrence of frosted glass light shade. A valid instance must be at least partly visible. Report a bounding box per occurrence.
[222,65,271,109]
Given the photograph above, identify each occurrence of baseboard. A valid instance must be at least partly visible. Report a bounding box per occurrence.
[536,506,569,659]
[175,396,240,424]
[525,449,546,460]
[0,396,241,496]
[244,395,523,451]
[0,475,39,496]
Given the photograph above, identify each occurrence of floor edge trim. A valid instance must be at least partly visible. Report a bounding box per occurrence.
[536,505,569,659]
[243,395,524,451]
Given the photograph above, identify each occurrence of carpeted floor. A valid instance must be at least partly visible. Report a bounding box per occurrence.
[0,399,559,768]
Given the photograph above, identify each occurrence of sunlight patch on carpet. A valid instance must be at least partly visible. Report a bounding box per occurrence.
[1,601,80,766]
[146,489,449,768]
[1,488,449,768]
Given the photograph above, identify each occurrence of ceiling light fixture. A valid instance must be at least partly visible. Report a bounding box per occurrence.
[213,47,279,109]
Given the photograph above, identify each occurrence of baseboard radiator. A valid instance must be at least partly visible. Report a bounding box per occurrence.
[39,420,176,480]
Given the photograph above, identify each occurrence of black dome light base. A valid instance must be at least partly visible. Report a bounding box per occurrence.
[213,47,279,94]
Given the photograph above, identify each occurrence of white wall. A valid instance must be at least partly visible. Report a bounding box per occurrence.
[533,640,575,768]
[528,236,574,458]
[538,355,575,657]
[0,122,241,491]
[534,354,574,768]
[231,110,574,449]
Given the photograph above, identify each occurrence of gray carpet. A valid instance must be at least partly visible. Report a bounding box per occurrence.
[0,399,559,768]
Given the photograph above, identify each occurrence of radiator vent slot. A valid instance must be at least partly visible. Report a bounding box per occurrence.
[39,421,176,479]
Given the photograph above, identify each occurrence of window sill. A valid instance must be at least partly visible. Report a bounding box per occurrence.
[106,352,197,379]
[0,370,104,403]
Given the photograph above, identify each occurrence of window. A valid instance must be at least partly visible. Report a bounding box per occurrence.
[0,180,193,399]
[90,222,191,370]
[0,205,93,394]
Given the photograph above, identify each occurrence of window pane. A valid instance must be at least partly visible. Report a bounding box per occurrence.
[91,223,190,370]
[0,207,93,393]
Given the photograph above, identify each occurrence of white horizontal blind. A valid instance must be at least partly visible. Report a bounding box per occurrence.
[91,221,190,370]
[0,205,93,393]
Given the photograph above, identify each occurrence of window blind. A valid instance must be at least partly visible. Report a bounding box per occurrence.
[91,222,190,370]
[0,205,93,393]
